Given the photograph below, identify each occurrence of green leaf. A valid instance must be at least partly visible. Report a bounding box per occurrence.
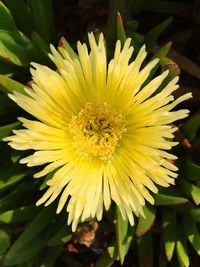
[0,1,18,32]
[136,205,155,237]
[0,164,26,192]
[184,156,200,182]
[0,58,22,76]
[126,20,139,32]
[137,232,153,267]
[6,227,51,265]
[39,246,61,267]
[162,209,177,261]
[17,179,40,192]
[4,204,56,265]
[184,217,200,256]
[155,42,172,58]
[0,228,10,256]
[31,31,53,67]
[115,206,135,264]
[178,179,200,205]
[0,122,20,140]
[160,56,180,79]
[145,17,173,49]
[188,208,200,223]
[107,238,119,260]
[106,0,127,50]
[0,205,41,224]
[0,94,19,115]
[11,150,27,163]
[182,113,200,141]
[147,42,172,81]
[131,32,144,56]
[58,36,78,61]
[154,56,181,95]
[3,0,34,36]
[40,170,56,190]
[176,225,189,267]
[31,0,55,43]
[0,74,27,95]
[95,252,115,267]
[0,181,35,212]
[0,191,26,213]
[48,224,72,246]
[0,30,35,67]
[116,12,126,46]
[154,193,188,206]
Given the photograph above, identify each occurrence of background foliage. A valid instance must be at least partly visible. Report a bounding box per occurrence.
[0,0,199,266]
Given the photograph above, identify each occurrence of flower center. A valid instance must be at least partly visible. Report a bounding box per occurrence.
[69,102,125,160]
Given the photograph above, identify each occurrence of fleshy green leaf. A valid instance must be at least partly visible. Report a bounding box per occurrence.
[0,94,19,115]
[0,206,41,224]
[126,20,139,32]
[0,75,27,95]
[188,208,200,223]
[148,42,172,80]
[31,0,55,43]
[116,12,126,46]
[184,156,200,182]
[137,232,153,267]
[0,185,34,213]
[0,165,27,195]
[0,30,34,67]
[40,169,59,190]
[11,150,27,163]
[48,224,72,246]
[176,225,189,267]
[182,113,200,141]
[0,191,25,213]
[0,164,26,192]
[162,209,177,261]
[160,56,180,80]
[0,58,22,76]
[0,1,18,32]
[178,179,200,205]
[131,32,144,56]
[136,205,155,237]
[5,227,51,265]
[154,56,181,95]
[0,228,10,256]
[184,217,200,256]
[58,36,78,61]
[0,122,20,140]
[115,207,135,264]
[156,42,172,58]
[95,253,115,267]
[31,31,53,67]
[145,17,173,49]
[154,193,188,206]
[4,204,56,265]
[107,238,119,260]
[3,0,34,36]
[106,0,127,50]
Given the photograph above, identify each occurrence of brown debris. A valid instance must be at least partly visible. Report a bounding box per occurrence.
[174,125,192,150]
[73,220,99,247]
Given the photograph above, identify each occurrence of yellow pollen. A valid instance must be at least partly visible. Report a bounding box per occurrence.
[69,102,125,160]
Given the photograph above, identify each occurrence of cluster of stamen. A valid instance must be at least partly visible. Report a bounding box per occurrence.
[69,102,125,160]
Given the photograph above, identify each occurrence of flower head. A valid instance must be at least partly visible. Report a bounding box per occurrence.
[4,33,191,231]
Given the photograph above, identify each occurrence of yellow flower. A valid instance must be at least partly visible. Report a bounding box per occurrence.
[4,33,191,231]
